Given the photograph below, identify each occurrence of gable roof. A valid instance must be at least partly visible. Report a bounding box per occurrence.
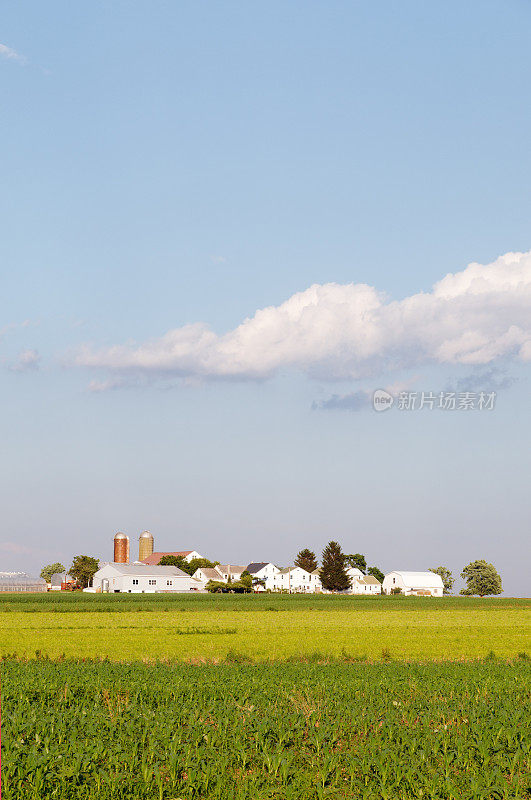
[196,567,223,580]
[361,575,381,585]
[100,564,191,577]
[246,562,269,573]
[141,551,193,565]
[217,565,246,573]
[388,571,444,588]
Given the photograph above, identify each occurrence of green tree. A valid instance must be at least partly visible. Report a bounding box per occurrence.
[185,558,218,576]
[69,555,99,589]
[40,562,66,583]
[460,560,502,597]
[320,541,351,592]
[429,566,454,595]
[294,549,318,572]
[159,555,188,570]
[367,566,385,584]
[345,553,367,573]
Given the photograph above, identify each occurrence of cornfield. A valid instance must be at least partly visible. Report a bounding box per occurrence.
[3,655,530,799]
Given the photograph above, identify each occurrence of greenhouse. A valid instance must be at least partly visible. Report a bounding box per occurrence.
[0,572,47,593]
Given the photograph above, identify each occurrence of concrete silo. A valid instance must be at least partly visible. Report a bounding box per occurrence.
[114,532,129,563]
[138,530,154,562]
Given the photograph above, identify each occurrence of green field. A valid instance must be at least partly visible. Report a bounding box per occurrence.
[2,595,530,799]
[3,656,530,799]
[0,594,529,662]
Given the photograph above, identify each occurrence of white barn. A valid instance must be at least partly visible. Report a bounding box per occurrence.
[92,563,203,593]
[383,571,443,597]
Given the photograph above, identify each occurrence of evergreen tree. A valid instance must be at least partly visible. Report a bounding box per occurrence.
[294,548,318,572]
[345,553,367,573]
[429,566,454,595]
[367,566,384,584]
[320,541,350,592]
[460,560,502,597]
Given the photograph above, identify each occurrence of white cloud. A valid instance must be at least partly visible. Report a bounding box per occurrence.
[0,43,26,64]
[73,250,531,384]
[9,349,40,372]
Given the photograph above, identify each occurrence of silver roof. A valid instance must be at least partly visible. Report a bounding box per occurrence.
[102,563,192,577]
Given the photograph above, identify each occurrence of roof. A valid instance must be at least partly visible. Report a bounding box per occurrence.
[387,571,444,588]
[0,572,47,587]
[50,572,65,584]
[346,567,364,578]
[217,565,245,573]
[246,562,269,573]
[196,568,223,580]
[99,564,191,577]
[361,575,381,585]
[142,551,193,565]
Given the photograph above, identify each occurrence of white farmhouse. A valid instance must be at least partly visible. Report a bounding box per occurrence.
[193,566,225,584]
[268,566,322,593]
[216,564,246,582]
[246,562,280,587]
[382,571,443,597]
[346,566,364,584]
[350,575,382,595]
[92,563,203,593]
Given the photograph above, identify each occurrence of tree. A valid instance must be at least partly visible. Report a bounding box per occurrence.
[294,549,318,573]
[429,566,454,595]
[345,553,367,574]
[460,560,502,597]
[185,558,218,576]
[159,555,188,570]
[320,541,351,592]
[367,566,385,584]
[40,562,66,583]
[157,556,218,574]
[69,555,99,588]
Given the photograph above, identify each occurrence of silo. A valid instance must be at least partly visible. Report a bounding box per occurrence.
[138,530,154,561]
[114,531,129,563]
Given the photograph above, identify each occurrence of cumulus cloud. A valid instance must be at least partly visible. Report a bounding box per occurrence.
[0,43,26,64]
[73,250,531,384]
[8,349,40,372]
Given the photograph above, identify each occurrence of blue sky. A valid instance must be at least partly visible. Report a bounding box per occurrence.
[1,1,530,594]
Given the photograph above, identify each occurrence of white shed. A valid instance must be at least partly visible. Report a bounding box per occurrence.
[383,571,443,597]
[92,563,203,593]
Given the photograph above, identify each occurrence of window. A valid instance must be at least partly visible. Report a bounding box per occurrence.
[167,580,172,586]
[148,579,157,586]
[133,579,139,585]
[393,577,396,584]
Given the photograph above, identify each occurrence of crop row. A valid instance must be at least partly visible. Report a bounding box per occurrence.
[2,657,530,799]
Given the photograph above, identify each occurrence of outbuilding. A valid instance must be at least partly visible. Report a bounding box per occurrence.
[92,563,204,593]
[383,571,443,597]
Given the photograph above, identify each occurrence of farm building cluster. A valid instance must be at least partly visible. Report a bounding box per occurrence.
[1,530,444,596]
[83,533,444,596]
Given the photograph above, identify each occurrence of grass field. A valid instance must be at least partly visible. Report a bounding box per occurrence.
[2,595,530,799]
[0,594,529,662]
[3,656,530,799]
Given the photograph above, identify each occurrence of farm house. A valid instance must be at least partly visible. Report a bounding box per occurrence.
[268,566,322,593]
[350,575,382,595]
[91,563,204,593]
[382,571,443,597]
